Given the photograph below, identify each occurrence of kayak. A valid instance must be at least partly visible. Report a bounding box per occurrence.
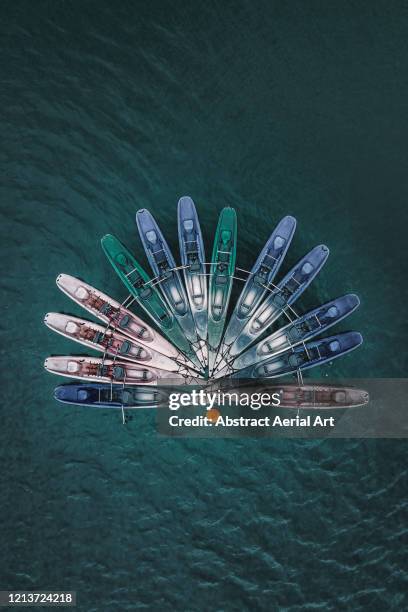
[136,208,203,362]
[54,383,166,408]
[216,215,296,366]
[229,331,363,379]
[44,356,198,385]
[55,274,195,369]
[275,384,369,409]
[44,312,199,378]
[177,196,208,366]
[207,207,237,375]
[220,244,329,364]
[101,234,203,371]
[218,383,369,409]
[215,294,359,378]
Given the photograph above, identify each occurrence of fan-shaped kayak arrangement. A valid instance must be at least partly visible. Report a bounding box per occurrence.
[44,196,364,412]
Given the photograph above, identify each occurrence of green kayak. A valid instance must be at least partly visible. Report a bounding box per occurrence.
[101,234,202,371]
[207,208,237,375]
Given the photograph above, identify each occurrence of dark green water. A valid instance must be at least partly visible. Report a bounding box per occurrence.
[1,1,407,609]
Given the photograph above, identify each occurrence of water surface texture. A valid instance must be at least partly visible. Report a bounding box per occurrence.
[1,1,407,610]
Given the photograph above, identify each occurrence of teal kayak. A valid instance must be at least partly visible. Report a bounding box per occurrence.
[207,207,237,375]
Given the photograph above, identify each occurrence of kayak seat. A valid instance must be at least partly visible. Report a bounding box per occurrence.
[183,219,194,231]
[321,306,339,322]
[75,287,89,300]
[272,293,287,309]
[66,321,79,334]
[146,230,158,244]
[120,341,131,354]
[113,366,125,379]
[119,315,130,328]
[140,287,152,299]
[301,262,314,276]
[273,236,285,250]
[115,253,128,266]
[288,353,305,368]
[329,340,341,353]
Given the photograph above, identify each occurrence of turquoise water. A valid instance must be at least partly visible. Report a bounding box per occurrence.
[1,1,407,609]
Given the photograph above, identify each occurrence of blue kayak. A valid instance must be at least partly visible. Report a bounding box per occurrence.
[54,383,164,408]
[229,331,363,379]
[177,196,208,365]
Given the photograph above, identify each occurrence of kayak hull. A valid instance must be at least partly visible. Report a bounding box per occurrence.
[44,356,190,385]
[177,196,208,365]
[276,385,369,408]
[208,207,237,375]
[136,209,201,349]
[54,383,164,408]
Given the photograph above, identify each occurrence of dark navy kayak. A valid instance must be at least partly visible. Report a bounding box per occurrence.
[230,331,363,379]
[54,383,163,408]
